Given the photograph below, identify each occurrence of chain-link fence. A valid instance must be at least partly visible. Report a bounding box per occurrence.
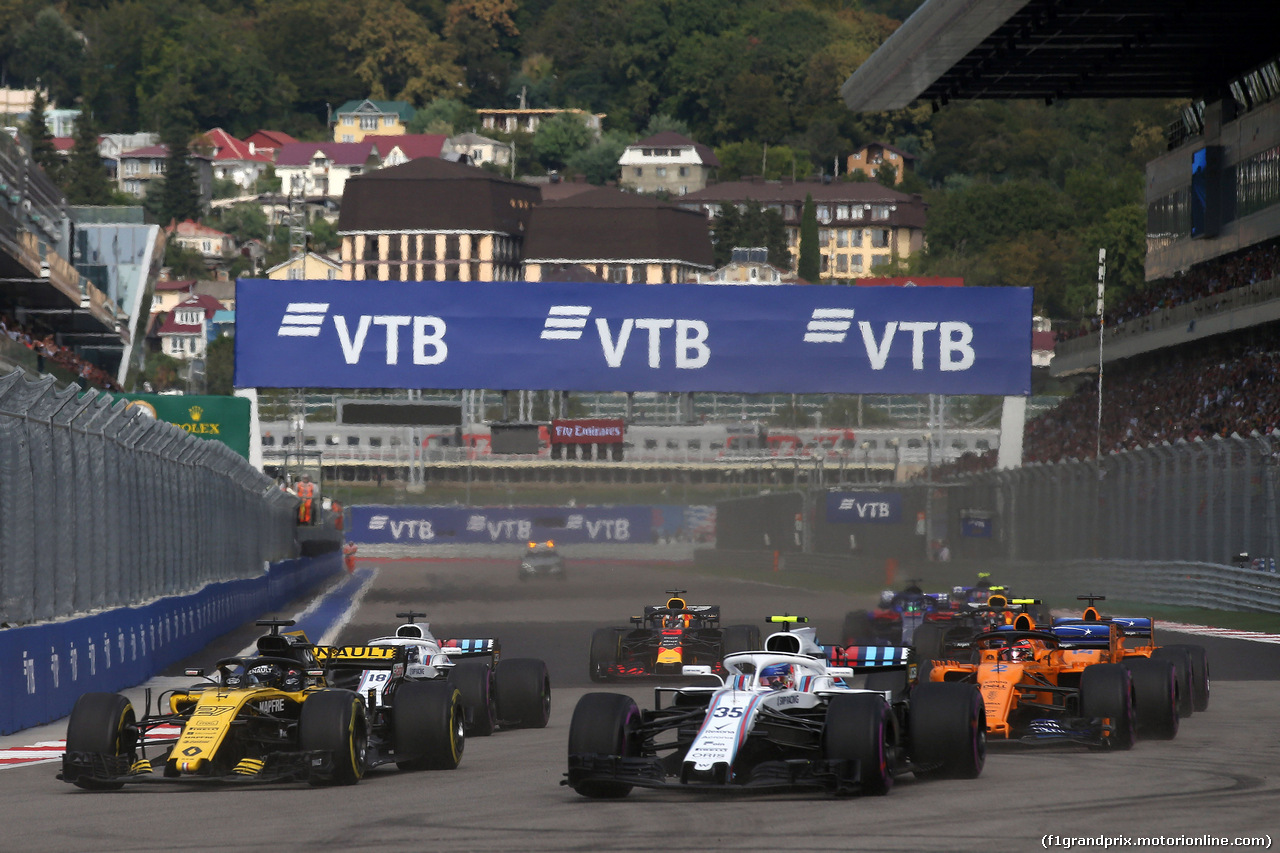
[0,370,298,625]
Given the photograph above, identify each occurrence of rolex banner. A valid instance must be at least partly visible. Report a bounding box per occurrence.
[116,393,251,458]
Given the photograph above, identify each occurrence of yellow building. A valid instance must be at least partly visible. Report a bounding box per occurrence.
[266,252,343,281]
[332,99,415,143]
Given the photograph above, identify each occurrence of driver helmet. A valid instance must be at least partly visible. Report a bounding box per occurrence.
[1003,639,1035,663]
[664,612,688,629]
[281,667,305,691]
[760,662,795,690]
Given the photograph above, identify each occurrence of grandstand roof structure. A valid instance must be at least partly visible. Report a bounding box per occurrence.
[841,0,1280,111]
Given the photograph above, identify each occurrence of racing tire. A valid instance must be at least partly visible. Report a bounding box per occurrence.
[448,660,496,737]
[910,621,948,683]
[823,693,895,796]
[1079,663,1135,751]
[588,628,619,682]
[841,611,876,646]
[394,681,465,771]
[567,693,641,798]
[1165,644,1209,712]
[1122,657,1179,740]
[909,682,986,780]
[299,689,368,785]
[1152,646,1195,717]
[721,625,760,655]
[494,658,552,729]
[65,692,137,791]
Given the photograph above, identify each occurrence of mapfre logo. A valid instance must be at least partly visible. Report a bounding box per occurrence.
[278,303,329,337]
[541,306,710,369]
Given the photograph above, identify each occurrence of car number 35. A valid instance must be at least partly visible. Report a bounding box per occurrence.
[712,706,744,718]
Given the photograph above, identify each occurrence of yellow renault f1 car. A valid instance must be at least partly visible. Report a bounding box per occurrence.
[59,620,464,789]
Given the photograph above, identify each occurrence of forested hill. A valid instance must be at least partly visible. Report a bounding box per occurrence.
[2,0,1175,320]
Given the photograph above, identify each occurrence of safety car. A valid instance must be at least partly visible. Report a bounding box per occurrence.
[566,615,986,797]
[588,590,760,680]
[518,540,566,581]
[59,620,465,789]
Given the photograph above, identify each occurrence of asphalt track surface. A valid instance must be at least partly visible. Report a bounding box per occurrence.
[5,557,1280,853]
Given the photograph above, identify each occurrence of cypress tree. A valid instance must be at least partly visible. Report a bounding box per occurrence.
[797,192,821,282]
[158,123,201,224]
[23,90,61,182]
[63,111,112,205]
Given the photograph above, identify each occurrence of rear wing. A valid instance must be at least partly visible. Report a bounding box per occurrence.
[1051,616,1152,645]
[824,645,912,672]
[438,638,501,660]
[639,604,720,623]
[314,645,406,669]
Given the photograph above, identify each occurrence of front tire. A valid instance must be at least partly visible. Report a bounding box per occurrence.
[1080,664,1135,751]
[823,693,895,796]
[65,692,137,791]
[910,682,986,779]
[448,660,496,736]
[494,658,551,729]
[394,681,465,771]
[567,693,641,798]
[588,628,619,682]
[1123,657,1179,740]
[299,689,368,785]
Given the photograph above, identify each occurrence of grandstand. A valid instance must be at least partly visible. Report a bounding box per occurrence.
[842,0,1280,467]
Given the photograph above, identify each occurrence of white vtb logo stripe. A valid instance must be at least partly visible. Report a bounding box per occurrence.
[542,305,592,340]
[278,302,330,337]
[804,308,854,343]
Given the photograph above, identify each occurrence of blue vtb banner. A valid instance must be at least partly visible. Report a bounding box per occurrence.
[234,279,1032,394]
[825,492,903,524]
[348,505,653,545]
[0,552,343,735]
[961,515,994,538]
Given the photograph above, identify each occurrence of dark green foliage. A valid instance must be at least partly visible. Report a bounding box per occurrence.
[22,90,61,182]
[62,111,113,205]
[408,98,479,134]
[7,8,84,107]
[710,201,789,269]
[157,125,201,225]
[567,130,630,185]
[213,204,270,243]
[531,112,593,171]
[309,217,340,252]
[205,335,235,396]
[164,239,206,280]
[797,193,820,282]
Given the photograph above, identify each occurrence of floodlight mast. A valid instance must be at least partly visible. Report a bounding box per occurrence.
[1096,248,1106,463]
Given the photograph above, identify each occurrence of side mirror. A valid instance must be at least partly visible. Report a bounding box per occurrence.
[681,665,713,676]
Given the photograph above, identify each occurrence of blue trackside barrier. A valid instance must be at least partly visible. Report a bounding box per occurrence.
[0,551,344,735]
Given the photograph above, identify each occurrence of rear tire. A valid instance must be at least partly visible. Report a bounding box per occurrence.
[567,693,641,798]
[721,625,759,655]
[447,660,496,736]
[494,658,552,728]
[65,692,137,791]
[393,681,465,771]
[1166,644,1209,712]
[1123,658,1179,740]
[588,628,619,682]
[910,682,986,779]
[1080,663,1135,751]
[823,693,894,796]
[1152,646,1194,717]
[299,689,368,785]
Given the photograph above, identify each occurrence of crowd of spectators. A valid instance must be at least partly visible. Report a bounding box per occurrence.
[1,313,121,390]
[1064,239,1280,338]
[1022,335,1280,463]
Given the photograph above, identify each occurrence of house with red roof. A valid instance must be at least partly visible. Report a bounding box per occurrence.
[274,140,382,201]
[118,144,213,204]
[154,293,225,360]
[363,133,447,167]
[198,128,273,189]
[243,130,297,160]
[151,279,198,313]
[164,220,235,265]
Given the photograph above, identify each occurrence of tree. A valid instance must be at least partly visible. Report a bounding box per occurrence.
[797,193,820,282]
[875,162,898,188]
[566,129,629,184]
[345,0,467,105]
[309,217,339,252]
[142,351,183,392]
[205,335,234,396]
[214,203,269,243]
[407,98,479,134]
[445,0,521,105]
[711,200,789,269]
[643,114,691,137]
[164,239,206,280]
[62,110,113,205]
[22,89,61,182]
[714,141,808,181]
[531,112,592,171]
[7,7,84,107]
[157,125,201,225]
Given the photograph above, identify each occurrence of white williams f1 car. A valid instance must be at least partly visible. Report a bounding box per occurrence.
[565,616,986,797]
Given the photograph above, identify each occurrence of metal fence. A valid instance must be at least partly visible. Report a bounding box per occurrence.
[0,370,298,625]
